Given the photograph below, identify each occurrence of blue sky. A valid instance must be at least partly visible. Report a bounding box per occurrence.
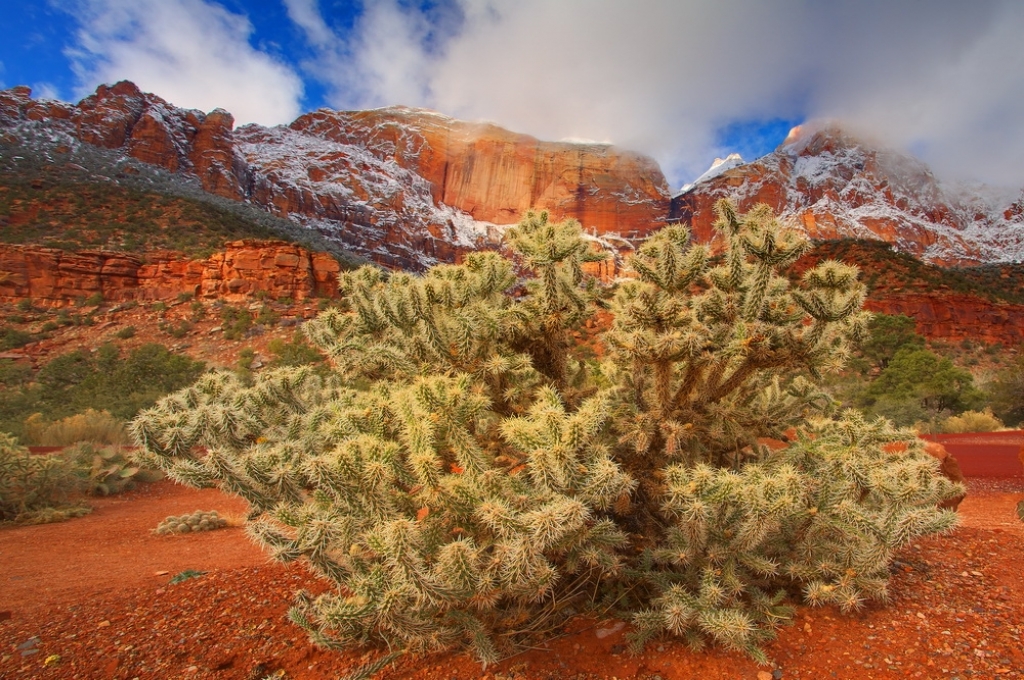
[3,1,1024,190]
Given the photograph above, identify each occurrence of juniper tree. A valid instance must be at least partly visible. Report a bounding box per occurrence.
[132,201,962,672]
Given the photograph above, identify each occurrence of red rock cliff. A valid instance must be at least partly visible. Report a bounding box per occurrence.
[673,123,1024,266]
[0,241,340,305]
[2,84,670,272]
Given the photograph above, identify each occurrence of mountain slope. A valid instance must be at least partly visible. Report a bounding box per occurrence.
[673,122,1024,265]
[0,82,670,272]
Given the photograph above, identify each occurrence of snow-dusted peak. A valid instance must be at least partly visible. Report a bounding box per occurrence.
[677,153,745,194]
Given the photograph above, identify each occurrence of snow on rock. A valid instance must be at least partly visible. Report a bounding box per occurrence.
[674,122,1024,265]
[676,153,745,195]
[0,83,670,274]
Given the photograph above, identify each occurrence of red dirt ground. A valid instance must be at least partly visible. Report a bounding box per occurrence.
[2,459,1023,679]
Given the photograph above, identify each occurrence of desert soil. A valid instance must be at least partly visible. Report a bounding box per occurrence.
[2,466,1023,679]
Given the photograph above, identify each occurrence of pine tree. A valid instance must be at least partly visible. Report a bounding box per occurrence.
[132,201,962,672]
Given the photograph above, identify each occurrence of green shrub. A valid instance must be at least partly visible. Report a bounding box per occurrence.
[115,325,136,340]
[159,319,193,338]
[267,333,325,368]
[133,202,961,670]
[859,348,983,425]
[939,408,1004,433]
[0,344,206,437]
[190,300,207,321]
[256,304,280,327]
[859,314,924,370]
[0,325,35,351]
[221,305,253,340]
[22,409,131,447]
[0,360,32,387]
[988,351,1024,426]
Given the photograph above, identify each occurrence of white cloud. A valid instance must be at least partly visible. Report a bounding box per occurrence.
[32,82,61,100]
[292,0,1024,188]
[282,0,335,48]
[64,0,303,126]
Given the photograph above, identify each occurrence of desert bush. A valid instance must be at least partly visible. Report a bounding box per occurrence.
[220,305,253,340]
[22,409,131,447]
[159,319,194,338]
[115,325,137,339]
[858,348,983,426]
[267,333,325,368]
[256,304,280,327]
[0,433,88,523]
[0,325,35,351]
[988,351,1024,427]
[858,314,924,370]
[0,360,33,387]
[132,202,962,670]
[939,408,1004,433]
[0,344,206,438]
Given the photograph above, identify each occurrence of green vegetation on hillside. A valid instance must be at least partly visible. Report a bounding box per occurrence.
[805,239,1024,305]
[0,343,206,439]
[0,133,367,269]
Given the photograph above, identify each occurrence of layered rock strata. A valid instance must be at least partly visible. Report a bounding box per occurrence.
[0,241,340,305]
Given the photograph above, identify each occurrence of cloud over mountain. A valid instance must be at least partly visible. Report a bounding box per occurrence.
[64,0,304,126]
[54,0,1024,188]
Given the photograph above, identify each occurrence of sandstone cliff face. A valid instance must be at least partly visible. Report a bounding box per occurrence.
[863,294,1024,348]
[286,107,668,237]
[673,123,1024,265]
[0,241,340,305]
[1,84,670,272]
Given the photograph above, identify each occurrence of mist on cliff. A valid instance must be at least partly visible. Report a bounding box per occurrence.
[61,0,1024,190]
[301,0,1024,190]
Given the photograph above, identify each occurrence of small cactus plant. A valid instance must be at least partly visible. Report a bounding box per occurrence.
[155,510,228,535]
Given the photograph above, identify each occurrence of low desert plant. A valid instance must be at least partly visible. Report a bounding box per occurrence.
[155,510,228,534]
[0,433,88,523]
[939,408,1004,433]
[23,409,131,447]
[221,305,253,340]
[62,442,164,496]
[159,319,193,339]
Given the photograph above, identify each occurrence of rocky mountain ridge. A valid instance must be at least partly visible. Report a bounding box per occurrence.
[0,82,669,273]
[4,82,1022,271]
[673,122,1024,265]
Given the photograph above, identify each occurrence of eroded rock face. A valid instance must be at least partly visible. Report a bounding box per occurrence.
[286,107,669,236]
[863,294,1024,347]
[1,83,670,272]
[0,241,340,305]
[674,122,1024,265]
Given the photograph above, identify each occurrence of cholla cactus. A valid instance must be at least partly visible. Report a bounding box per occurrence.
[132,201,961,671]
